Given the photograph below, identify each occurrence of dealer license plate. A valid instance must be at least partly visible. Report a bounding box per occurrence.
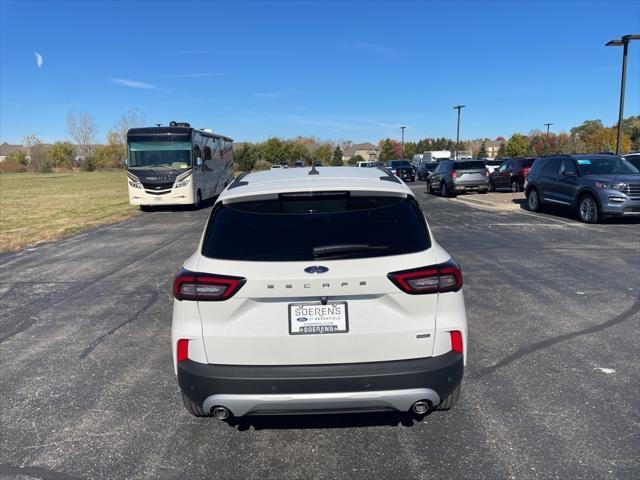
[288,302,349,335]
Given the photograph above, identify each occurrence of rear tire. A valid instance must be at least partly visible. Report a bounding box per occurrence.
[436,384,461,411]
[478,189,488,194]
[181,392,211,417]
[441,182,455,197]
[426,180,432,194]
[488,180,495,192]
[526,188,541,212]
[193,190,202,210]
[511,178,520,193]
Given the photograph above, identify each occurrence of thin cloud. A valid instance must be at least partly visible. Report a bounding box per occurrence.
[161,73,224,78]
[34,52,43,68]
[254,92,282,99]
[352,42,396,55]
[110,78,158,90]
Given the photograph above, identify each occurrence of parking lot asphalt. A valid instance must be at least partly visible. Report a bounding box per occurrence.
[1,184,639,480]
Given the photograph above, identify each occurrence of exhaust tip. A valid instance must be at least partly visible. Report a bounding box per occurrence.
[412,400,431,415]
[212,406,230,420]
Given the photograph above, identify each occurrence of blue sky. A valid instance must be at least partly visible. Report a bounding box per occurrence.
[1,0,639,144]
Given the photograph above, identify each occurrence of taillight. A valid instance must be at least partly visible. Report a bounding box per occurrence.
[450,170,456,179]
[450,331,463,353]
[523,167,531,178]
[177,339,189,363]
[173,269,246,301]
[387,259,463,294]
[484,168,489,177]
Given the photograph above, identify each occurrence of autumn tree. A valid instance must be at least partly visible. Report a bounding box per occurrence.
[504,134,529,157]
[47,141,75,168]
[313,144,333,165]
[67,110,96,168]
[24,134,51,173]
[378,139,396,161]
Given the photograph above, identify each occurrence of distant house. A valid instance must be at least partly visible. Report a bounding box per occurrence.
[0,142,23,162]
[468,140,503,158]
[342,143,380,162]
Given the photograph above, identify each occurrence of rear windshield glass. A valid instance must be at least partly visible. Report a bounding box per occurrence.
[389,161,412,167]
[202,194,430,261]
[454,161,486,170]
[575,157,639,176]
[484,160,503,166]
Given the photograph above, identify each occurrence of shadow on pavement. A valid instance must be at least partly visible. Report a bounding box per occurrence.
[138,196,216,213]
[225,411,428,431]
[514,199,640,224]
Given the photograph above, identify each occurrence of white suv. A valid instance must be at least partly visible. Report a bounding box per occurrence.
[171,166,468,419]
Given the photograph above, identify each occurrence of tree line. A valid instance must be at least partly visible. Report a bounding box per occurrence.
[2,114,638,174]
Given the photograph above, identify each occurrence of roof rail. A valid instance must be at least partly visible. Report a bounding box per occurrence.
[228,172,250,190]
[377,166,401,184]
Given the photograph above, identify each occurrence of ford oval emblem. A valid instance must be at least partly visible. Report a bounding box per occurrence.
[297,317,308,322]
[304,265,329,274]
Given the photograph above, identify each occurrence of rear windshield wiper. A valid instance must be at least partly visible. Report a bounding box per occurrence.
[312,244,389,258]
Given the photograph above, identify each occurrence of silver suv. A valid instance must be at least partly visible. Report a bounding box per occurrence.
[426,160,490,196]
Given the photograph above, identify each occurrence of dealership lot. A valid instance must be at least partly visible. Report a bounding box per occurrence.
[1,184,638,480]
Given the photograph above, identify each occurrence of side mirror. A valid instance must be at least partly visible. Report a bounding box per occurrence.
[124,158,128,167]
[196,157,203,167]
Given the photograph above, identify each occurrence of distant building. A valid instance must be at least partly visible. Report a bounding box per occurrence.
[468,140,503,158]
[342,143,380,162]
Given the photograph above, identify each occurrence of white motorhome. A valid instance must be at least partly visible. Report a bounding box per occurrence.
[126,121,234,211]
[414,151,451,165]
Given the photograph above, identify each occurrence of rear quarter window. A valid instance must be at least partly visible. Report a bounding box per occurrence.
[202,194,431,261]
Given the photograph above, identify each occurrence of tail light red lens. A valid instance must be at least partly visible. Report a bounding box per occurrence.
[484,169,489,177]
[450,331,463,353]
[177,339,189,363]
[173,269,246,301]
[388,259,463,294]
[450,170,456,179]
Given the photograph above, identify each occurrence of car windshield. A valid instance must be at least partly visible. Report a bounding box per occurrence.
[202,194,430,261]
[575,157,639,176]
[454,161,486,170]
[128,135,192,169]
[389,161,412,167]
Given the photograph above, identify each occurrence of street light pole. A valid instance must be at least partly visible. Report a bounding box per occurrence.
[544,123,553,137]
[606,35,639,154]
[453,105,465,160]
[400,126,406,158]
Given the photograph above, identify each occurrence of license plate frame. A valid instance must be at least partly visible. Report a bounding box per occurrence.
[288,301,349,335]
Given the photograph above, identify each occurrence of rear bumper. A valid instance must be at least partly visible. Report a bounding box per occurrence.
[178,351,464,416]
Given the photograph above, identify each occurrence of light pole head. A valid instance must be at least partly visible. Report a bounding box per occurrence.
[453,105,465,110]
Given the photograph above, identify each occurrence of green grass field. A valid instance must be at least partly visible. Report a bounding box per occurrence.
[0,171,137,252]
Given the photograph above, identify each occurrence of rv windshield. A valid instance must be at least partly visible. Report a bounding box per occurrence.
[128,137,192,170]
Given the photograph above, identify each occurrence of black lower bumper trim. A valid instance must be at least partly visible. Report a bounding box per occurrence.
[178,352,464,407]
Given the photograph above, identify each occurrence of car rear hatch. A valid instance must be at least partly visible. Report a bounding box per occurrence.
[193,191,445,365]
[454,161,488,186]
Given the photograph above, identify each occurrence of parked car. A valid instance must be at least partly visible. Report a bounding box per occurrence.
[426,160,490,196]
[386,160,415,182]
[270,164,282,169]
[525,154,640,223]
[623,152,640,170]
[489,157,536,192]
[293,160,305,168]
[483,158,504,174]
[416,162,437,181]
[172,167,467,419]
[357,160,378,168]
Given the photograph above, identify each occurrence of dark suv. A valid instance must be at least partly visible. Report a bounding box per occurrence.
[489,157,537,192]
[525,154,640,223]
[427,160,489,196]
[386,160,415,182]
